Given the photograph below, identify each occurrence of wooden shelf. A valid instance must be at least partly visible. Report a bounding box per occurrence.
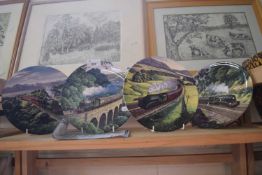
[0,125,261,151]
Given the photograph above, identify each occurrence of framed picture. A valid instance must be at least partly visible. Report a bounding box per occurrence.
[13,0,146,76]
[0,0,27,79]
[146,0,262,70]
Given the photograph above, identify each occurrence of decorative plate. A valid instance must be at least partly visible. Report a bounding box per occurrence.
[123,57,198,132]
[2,66,67,134]
[192,62,253,128]
[60,64,130,134]
[242,51,262,118]
[0,78,6,114]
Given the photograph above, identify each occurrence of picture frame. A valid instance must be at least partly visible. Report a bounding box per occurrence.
[0,0,28,79]
[145,0,262,70]
[13,0,146,76]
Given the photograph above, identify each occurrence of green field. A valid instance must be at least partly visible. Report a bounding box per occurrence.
[124,71,178,104]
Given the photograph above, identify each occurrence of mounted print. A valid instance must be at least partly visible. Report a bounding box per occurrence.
[15,0,145,75]
[146,0,262,70]
[0,0,26,79]
[163,12,256,60]
[40,12,120,65]
[0,13,11,47]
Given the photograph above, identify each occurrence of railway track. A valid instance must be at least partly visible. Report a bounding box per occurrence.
[199,103,246,124]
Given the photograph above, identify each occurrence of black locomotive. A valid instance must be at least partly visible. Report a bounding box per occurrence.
[138,93,168,109]
[137,84,183,110]
[199,94,240,108]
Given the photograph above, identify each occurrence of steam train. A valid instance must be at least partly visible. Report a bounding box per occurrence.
[199,94,240,108]
[137,84,183,110]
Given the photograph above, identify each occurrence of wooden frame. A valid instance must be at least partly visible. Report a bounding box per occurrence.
[145,0,262,68]
[0,0,28,79]
[13,0,146,76]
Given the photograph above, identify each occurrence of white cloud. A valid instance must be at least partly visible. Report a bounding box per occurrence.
[207,83,229,94]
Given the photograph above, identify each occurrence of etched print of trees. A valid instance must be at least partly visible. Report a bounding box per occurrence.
[40,12,120,65]
[163,13,256,61]
[0,13,11,47]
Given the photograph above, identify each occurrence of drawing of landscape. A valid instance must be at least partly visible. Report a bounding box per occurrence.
[2,66,67,134]
[40,11,120,65]
[163,12,257,61]
[61,64,130,134]
[0,13,11,47]
[124,57,198,132]
[192,63,253,128]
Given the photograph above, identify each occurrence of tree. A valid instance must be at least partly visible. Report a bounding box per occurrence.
[163,14,209,60]
[41,14,94,62]
[224,14,239,28]
[0,25,5,46]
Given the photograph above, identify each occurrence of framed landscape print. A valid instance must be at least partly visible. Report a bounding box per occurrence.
[0,0,27,79]
[14,0,146,76]
[146,0,262,70]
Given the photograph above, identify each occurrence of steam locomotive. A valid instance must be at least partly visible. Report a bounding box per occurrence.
[199,94,240,108]
[137,85,183,110]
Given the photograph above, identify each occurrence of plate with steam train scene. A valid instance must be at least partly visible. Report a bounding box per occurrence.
[0,79,6,116]
[123,57,198,132]
[60,64,130,134]
[192,62,253,128]
[2,66,67,134]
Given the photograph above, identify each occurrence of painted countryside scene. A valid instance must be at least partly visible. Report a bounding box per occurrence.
[163,12,257,61]
[1,66,67,134]
[60,64,130,134]
[124,57,198,132]
[0,79,6,116]
[193,63,253,128]
[40,11,120,65]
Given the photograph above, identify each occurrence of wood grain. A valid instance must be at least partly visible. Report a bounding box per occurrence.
[0,126,261,151]
[21,151,37,175]
[231,144,247,175]
[36,153,233,168]
[14,151,21,175]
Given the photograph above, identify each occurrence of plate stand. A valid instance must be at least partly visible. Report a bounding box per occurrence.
[52,118,130,140]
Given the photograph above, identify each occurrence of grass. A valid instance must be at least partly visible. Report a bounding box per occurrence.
[184,85,198,113]
[235,93,252,104]
[124,72,179,104]
[160,97,183,125]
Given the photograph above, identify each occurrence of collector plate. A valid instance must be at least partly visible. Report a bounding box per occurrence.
[60,64,130,134]
[0,78,6,115]
[2,66,67,134]
[123,57,198,132]
[192,62,253,128]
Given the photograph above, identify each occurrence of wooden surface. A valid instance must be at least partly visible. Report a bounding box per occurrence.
[232,144,247,175]
[36,153,233,167]
[0,125,262,151]
[14,151,21,175]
